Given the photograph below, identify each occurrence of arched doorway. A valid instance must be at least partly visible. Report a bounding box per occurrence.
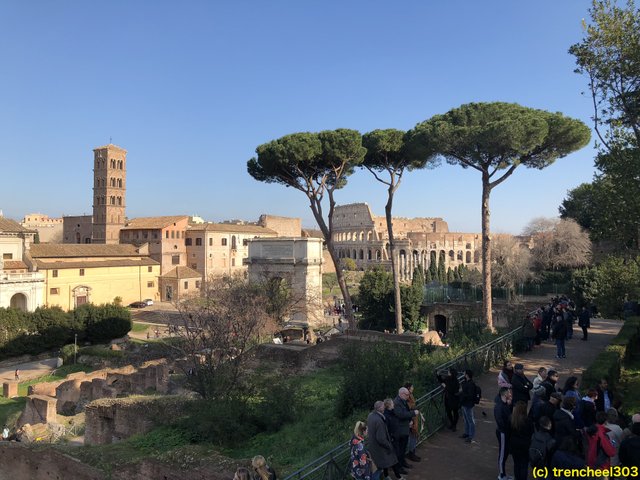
[10,293,27,311]
[434,314,448,336]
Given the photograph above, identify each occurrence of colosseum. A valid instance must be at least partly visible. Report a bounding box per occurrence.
[332,203,482,281]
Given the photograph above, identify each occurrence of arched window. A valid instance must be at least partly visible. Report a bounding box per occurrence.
[368,249,372,260]
[466,251,472,263]
[457,250,463,261]
[352,249,357,259]
[376,250,381,260]
[474,251,480,263]
[359,249,364,260]
[449,250,455,260]
[231,235,237,250]
[367,231,372,241]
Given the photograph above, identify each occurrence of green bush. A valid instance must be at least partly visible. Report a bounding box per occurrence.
[335,341,415,418]
[76,304,132,343]
[61,344,78,364]
[582,317,640,388]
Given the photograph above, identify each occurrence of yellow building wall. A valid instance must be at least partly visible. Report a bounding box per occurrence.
[42,264,160,310]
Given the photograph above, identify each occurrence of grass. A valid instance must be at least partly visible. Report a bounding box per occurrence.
[620,352,640,417]
[131,322,151,334]
[0,396,26,427]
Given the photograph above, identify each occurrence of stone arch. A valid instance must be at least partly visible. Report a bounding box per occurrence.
[10,293,27,311]
[448,250,455,261]
[352,249,357,259]
[359,231,365,241]
[359,249,364,260]
[367,231,372,241]
[434,314,448,335]
[466,251,472,263]
[457,250,463,261]
[474,250,480,263]
[368,249,372,260]
[376,249,381,260]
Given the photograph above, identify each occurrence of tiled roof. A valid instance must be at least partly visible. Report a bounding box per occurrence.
[187,223,276,234]
[2,260,27,270]
[34,258,159,269]
[30,244,142,258]
[122,216,189,230]
[0,217,31,233]
[302,229,324,239]
[93,143,127,152]
[161,266,202,279]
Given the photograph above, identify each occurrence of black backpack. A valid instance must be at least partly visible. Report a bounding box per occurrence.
[473,383,482,405]
[529,432,549,467]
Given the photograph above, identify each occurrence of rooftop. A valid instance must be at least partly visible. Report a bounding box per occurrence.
[122,216,190,230]
[29,244,143,258]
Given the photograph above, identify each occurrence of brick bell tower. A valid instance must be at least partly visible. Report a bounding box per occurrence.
[92,144,126,244]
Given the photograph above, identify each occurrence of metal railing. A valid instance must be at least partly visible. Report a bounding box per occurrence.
[283,326,524,480]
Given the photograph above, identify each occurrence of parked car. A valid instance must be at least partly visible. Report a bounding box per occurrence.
[128,301,147,308]
[143,299,154,306]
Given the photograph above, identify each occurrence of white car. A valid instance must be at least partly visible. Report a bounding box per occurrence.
[143,299,154,306]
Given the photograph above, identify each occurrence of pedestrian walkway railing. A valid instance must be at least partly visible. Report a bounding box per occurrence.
[282,326,524,480]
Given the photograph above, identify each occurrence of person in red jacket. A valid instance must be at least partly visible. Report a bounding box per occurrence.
[584,411,617,469]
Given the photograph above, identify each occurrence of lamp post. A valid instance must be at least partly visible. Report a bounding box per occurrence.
[74,333,77,364]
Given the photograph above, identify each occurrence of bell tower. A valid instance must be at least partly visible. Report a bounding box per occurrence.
[92,144,126,244]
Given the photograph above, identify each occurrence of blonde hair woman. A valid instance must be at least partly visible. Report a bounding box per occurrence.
[350,420,377,480]
[252,455,277,480]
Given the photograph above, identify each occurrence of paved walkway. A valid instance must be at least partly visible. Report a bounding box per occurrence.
[0,357,59,383]
[410,317,623,480]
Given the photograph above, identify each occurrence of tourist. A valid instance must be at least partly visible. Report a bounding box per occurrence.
[550,437,586,478]
[14,369,19,381]
[561,377,580,401]
[494,386,513,480]
[459,369,477,444]
[541,370,560,401]
[577,388,598,429]
[551,315,567,359]
[383,398,400,470]
[534,392,562,432]
[553,397,578,446]
[532,367,547,397]
[529,416,556,469]
[621,413,640,442]
[510,401,534,480]
[366,400,404,480]
[349,421,378,480]
[251,455,276,480]
[1,425,8,440]
[511,363,533,406]
[522,317,536,351]
[584,412,616,469]
[497,361,514,389]
[234,467,251,480]
[438,368,460,431]
[619,421,640,468]
[578,307,590,341]
[594,378,613,413]
[403,382,421,462]
[604,408,623,467]
[393,387,420,469]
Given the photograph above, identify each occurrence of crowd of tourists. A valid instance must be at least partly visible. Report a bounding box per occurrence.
[232,455,277,480]
[493,363,640,480]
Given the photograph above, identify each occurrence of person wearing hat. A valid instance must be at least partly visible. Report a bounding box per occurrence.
[511,363,533,405]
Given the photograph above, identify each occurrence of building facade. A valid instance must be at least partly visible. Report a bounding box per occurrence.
[120,216,190,275]
[0,217,44,311]
[92,144,127,244]
[28,244,160,310]
[21,213,63,243]
[332,203,482,281]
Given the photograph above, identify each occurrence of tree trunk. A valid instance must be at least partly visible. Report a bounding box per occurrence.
[481,172,494,332]
[385,192,403,334]
[308,199,356,330]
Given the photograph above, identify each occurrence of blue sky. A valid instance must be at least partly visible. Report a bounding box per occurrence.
[1,1,597,234]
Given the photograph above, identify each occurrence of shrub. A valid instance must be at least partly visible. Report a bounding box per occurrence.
[335,341,415,418]
[81,304,132,343]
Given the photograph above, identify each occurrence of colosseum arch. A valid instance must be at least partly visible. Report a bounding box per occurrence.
[466,251,472,263]
[457,250,463,261]
[449,250,455,260]
[474,250,480,263]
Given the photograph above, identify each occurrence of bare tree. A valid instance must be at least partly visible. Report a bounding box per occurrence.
[491,236,534,301]
[524,217,592,270]
[168,275,277,400]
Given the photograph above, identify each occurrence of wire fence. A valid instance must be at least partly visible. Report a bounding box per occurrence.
[282,326,524,480]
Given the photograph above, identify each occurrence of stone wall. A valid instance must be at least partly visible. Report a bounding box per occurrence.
[17,395,58,427]
[258,214,301,237]
[84,396,189,446]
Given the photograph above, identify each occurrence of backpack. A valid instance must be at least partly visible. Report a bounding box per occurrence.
[473,383,482,405]
[529,432,549,467]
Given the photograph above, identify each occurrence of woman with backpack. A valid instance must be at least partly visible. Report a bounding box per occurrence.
[438,368,461,432]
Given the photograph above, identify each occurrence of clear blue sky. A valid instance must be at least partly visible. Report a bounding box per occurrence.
[1,1,597,234]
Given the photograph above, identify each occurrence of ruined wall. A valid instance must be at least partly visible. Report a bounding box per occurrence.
[84,396,189,446]
[258,214,302,237]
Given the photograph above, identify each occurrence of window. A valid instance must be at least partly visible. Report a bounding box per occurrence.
[195,238,202,246]
[209,238,213,246]
[242,239,248,246]
[171,231,175,239]
[52,270,58,278]
[148,266,153,272]
[147,281,154,288]
[79,268,85,276]
[195,280,201,289]
[191,263,197,269]
[172,255,180,265]
[232,258,236,267]
[221,238,227,246]
[2,253,12,260]
[50,288,60,295]
[165,231,169,239]
[183,281,188,290]
[153,232,158,239]
[185,238,192,246]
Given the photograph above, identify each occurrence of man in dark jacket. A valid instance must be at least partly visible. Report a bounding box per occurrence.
[459,369,477,443]
[393,388,419,469]
[494,387,512,480]
[553,397,578,446]
[511,363,534,405]
[578,307,591,341]
[366,400,404,479]
[619,422,640,468]
[594,378,613,413]
[541,370,560,401]
[533,392,562,432]
[552,316,568,358]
